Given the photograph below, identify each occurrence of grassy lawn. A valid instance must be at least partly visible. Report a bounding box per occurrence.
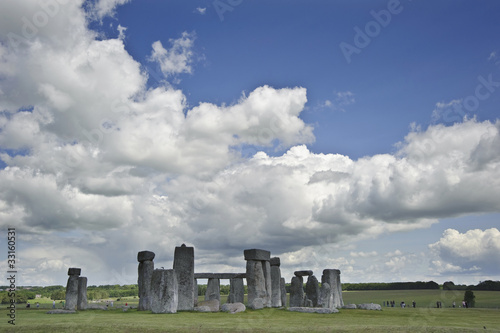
[1,290,498,332]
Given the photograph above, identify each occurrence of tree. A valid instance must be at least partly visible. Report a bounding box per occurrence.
[443,281,455,290]
[50,290,66,300]
[464,289,475,308]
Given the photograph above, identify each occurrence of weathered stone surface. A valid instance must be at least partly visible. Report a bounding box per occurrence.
[319,282,331,308]
[249,297,266,310]
[138,259,154,311]
[270,264,282,307]
[64,275,79,310]
[263,260,272,307]
[195,299,219,312]
[151,269,178,314]
[228,278,244,303]
[173,244,195,311]
[288,307,339,314]
[244,249,271,261]
[289,276,304,307]
[321,269,344,309]
[137,250,155,262]
[77,277,87,310]
[280,277,287,307]
[305,275,320,307]
[270,257,280,266]
[205,278,220,301]
[357,303,382,310]
[221,302,246,313]
[246,260,268,307]
[343,304,357,309]
[194,273,246,279]
[68,268,81,276]
[294,270,313,277]
[46,310,76,314]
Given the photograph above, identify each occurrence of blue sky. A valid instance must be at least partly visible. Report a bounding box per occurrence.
[0,0,499,286]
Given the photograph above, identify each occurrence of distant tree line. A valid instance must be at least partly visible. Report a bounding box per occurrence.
[342,281,440,290]
[443,280,500,291]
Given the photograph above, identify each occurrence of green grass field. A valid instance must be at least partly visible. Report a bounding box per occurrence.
[1,290,499,332]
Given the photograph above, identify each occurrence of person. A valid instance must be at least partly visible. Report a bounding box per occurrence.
[110,300,114,307]
[412,300,416,308]
[452,301,456,308]
[36,302,39,309]
[125,302,128,306]
[26,302,31,308]
[53,300,56,309]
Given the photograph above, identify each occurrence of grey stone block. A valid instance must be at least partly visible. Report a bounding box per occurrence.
[64,275,79,310]
[138,260,154,311]
[270,257,280,266]
[244,249,270,261]
[322,269,343,309]
[357,303,382,310]
[249,297,266,310]
[151,269,178,314]
[77,277,87,310]
[246,260,268,307]
[294,270,313,277]
[289,276,304,307]
[305,275,320,307]
[270,265,282,307]
[221,302,246,313]
[67,268,81,276]
[137,250,155,262]
[173,244,195,311]
[280,277,287,307]
[205,278,220,301]
[228,278,244,303]
[343,304,357,309]
[195,299,219,312]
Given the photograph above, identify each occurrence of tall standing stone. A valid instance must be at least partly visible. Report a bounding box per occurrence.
[137,250,155,311]
[280,277,287,307]
[270,257,282,307]
[321,269,344,309]
[173,244,195,311]
[228,278,244,303]
[77,276,88,310]
[244,249,271,309]
[151,269,178,314]
[64,268,81,310]
[305,275,320,307]
[289,276,304,307]
[205,278,220,301]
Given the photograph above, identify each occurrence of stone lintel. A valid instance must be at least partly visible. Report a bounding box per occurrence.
[137,250,155,262]
[244,249,271,261]
[294,270,313,277]
[194,273,246,279]
[270,257,280,266]
[68,268,81,276]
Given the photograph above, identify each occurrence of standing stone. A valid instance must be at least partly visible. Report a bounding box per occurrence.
[289,276,304,307]
[205,278,220,301]
[194,278,198,305]
[151,269,178,314]
[137,250,155,311]
[173,244,195,311]
[305,275,320,307]
[64,268,80,310]
[270,257,282,307]
[319,282,331,308]
[244,249,271,309]
[280,277,287,307]
[321,269,344,309]
[228,278,244,303]
[77,277,87,310]
[246,260,268,309]
[263,260,272,307]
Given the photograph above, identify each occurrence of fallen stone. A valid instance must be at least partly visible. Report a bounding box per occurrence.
[342,304,357,309]
[137,250,155,262]
[357,303,382,310]
[46,309,76,314]
[195,299,219,312]
[294,270,313,277]
[221,302,246,313]
[288,307,339,314]
[122,306,130,312]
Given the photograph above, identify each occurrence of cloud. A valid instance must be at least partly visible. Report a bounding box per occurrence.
[488,51,497,61]
[429,228,500,275]
[149,32,196,79]
[319,90,355,112]
[89,0,131,19]
[195,7,207,15]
